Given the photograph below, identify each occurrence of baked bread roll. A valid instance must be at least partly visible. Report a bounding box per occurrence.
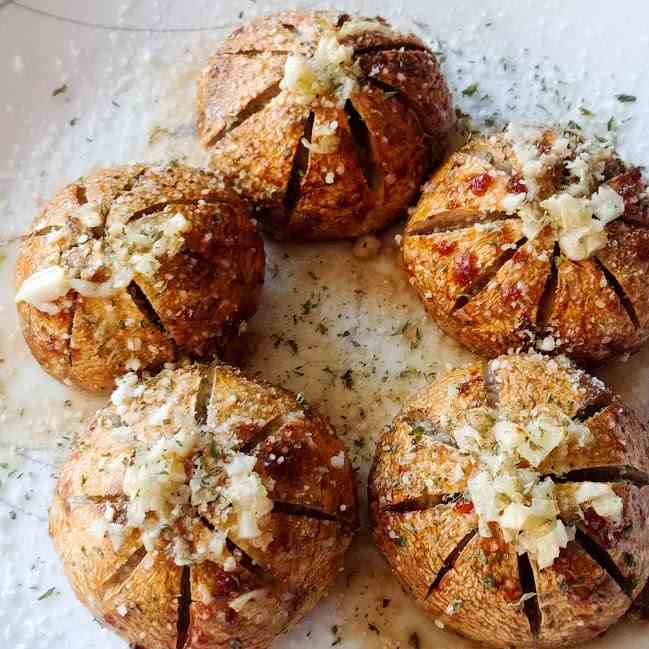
[15,164,265,392]
[403,125,649,365]
[197,10,454,240]
[50,363,357,649]
[370,352,649,648]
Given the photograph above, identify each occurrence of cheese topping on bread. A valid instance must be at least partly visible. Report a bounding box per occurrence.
[503,124,626,261]
[460,397,622,569]
[94,372,274,567]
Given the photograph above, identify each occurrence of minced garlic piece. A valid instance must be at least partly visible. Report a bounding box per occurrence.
[102,373,273,567]
[74,203,103,229]
[460,402,621,569]
[280,35,357,105]
[17,211,192,314]
[15,265,71,314]
[503,124,627,261]
[338,17,394,38]
[229,588,267,612]
[541,193,607,261]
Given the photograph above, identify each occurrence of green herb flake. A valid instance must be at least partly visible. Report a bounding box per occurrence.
[448,599,464,614]
[52,83,68,97]
[579,107,593,116]
[38,587,57,601]
[341,369,354,389]
[607,116,616,131]
[462,83,479,97]
[616,94,637,103]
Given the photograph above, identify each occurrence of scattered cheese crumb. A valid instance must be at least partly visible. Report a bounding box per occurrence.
[503,124,626,261]
[102,373,274,567]
[229,589,267,612]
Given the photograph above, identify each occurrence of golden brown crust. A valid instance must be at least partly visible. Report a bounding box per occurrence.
[403,220,524,326]
[102,553,182,649]
[286,101,373,238]
[369,353,649,648]
[403,135,649,365]
[219,10,338,55]
[209,94,310,224]
[253,414,357,522]
[50,364,356,649]
[427,530,534,647]
[196,53,286,148]
[484,352,606,420]
[557,482,649,600]
[404,138,515,235]
[542,258,639,364]
[197,10,454,240]
[595,221,649,329]
[16,164,265,393]
[355,49,454,137]
[532,542,630,647]
[69,290,174,393]
[188,559,290,649]
[453,232,555,357]
[48,498,142,608]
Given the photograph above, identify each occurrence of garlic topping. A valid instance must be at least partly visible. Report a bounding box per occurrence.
[459,401,622,569]
[96,373,274,567]
[280,35,358,106]
[503,124,627,261]
[16,210,191,313]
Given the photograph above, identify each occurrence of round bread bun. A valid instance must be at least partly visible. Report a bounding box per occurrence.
[15,164,265,393]
[197,10,454,240]
[49,363,357,649]
[402,125,649,366]
[369,352,649,648]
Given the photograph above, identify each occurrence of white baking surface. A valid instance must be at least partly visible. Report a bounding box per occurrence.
[1,1,649,648]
